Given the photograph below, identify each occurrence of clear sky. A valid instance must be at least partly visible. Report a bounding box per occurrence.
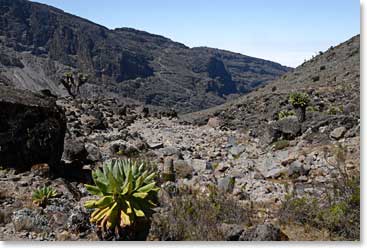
[34,0,359,67]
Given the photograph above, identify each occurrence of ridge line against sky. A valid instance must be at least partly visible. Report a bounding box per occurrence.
[34,0,360,67]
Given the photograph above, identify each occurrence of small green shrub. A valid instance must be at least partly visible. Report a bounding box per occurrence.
[306,106,319,112]
[280,195,319,225]
[289,92,310,122]
[327,106,343,115]
[32,186,58,208]
[289,92,310,108]
[272,140,290,150]
[116,150,124,156]
[278,110,295,120]
[84,159,159,240]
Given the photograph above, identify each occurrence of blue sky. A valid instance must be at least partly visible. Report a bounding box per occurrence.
[34,0,359,67]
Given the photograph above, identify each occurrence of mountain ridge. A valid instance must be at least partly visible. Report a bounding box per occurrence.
[0,0,290,113]
[182,34,360,136]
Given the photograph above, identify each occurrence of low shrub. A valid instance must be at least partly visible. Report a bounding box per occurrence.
[279,145,360,240]
[306,106,319,112]
[149,185,251,240]
[280,176,359,240]
[277,110,295,120]
[327,106,343,115]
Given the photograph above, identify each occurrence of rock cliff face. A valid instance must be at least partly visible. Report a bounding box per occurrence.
[0,0,290,113]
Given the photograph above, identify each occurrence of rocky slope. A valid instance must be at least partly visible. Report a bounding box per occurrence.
[0,85,359,240]
[0,0,290,113]
[183,35,360,131]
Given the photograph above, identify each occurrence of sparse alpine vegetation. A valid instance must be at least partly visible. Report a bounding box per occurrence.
[32,186,58,208]
[289,92,310,122]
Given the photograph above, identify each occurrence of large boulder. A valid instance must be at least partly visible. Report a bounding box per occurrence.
[240,223,283,241]
[62,138,89,166]
[0,86,66,171]
[267,116,301,143]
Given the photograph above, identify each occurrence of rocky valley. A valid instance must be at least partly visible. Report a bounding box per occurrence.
[0,0,360,242]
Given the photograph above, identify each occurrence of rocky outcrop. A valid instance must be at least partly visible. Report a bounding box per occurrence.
[0,86,66,171]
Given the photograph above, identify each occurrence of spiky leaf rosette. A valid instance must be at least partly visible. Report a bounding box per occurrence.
[289,92,310,108]
[84,159,159,234]
[32,186,58,207]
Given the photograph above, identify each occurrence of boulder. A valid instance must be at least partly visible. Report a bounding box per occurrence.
[85,143,102,162]
[62,138,88,164]
[12,208,49,232]
[207,117,222,128]
[87,110,107,130]
[330,126,347,140]
[267,116,301,143]
[147,142,164,149]
[159,146,181,157]
[229,144,245,157]
[264,167,288,179]
[240,223,283,241]
[218,176,235,193]
[0,86,66,171]
[288,160,311,177]
[174,159,194,179]
[136,106,149,118]
[220,223,244,241]
[190,159,212,173]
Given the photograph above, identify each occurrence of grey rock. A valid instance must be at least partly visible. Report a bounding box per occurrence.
[220,223,244,241]
[124,145,139,156]
[109,143,124,154]
[62,138,88,165]
[148,142,164,149]
[207,117,222,128]
[330,126,347,140]
[227,136,237,147]
[265,167,287,179]
[288,160,302,177]
[85,143,101,162]
[218,176,235,193]
[268,116,301,142]
[240,223,282,241]
[0,0,290,114]
[174,160,194,179]
[190,159,212,172]
[12,208,48,232]
[159,146,181,157]
[229,144,245,157]
[66,206,91,233]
